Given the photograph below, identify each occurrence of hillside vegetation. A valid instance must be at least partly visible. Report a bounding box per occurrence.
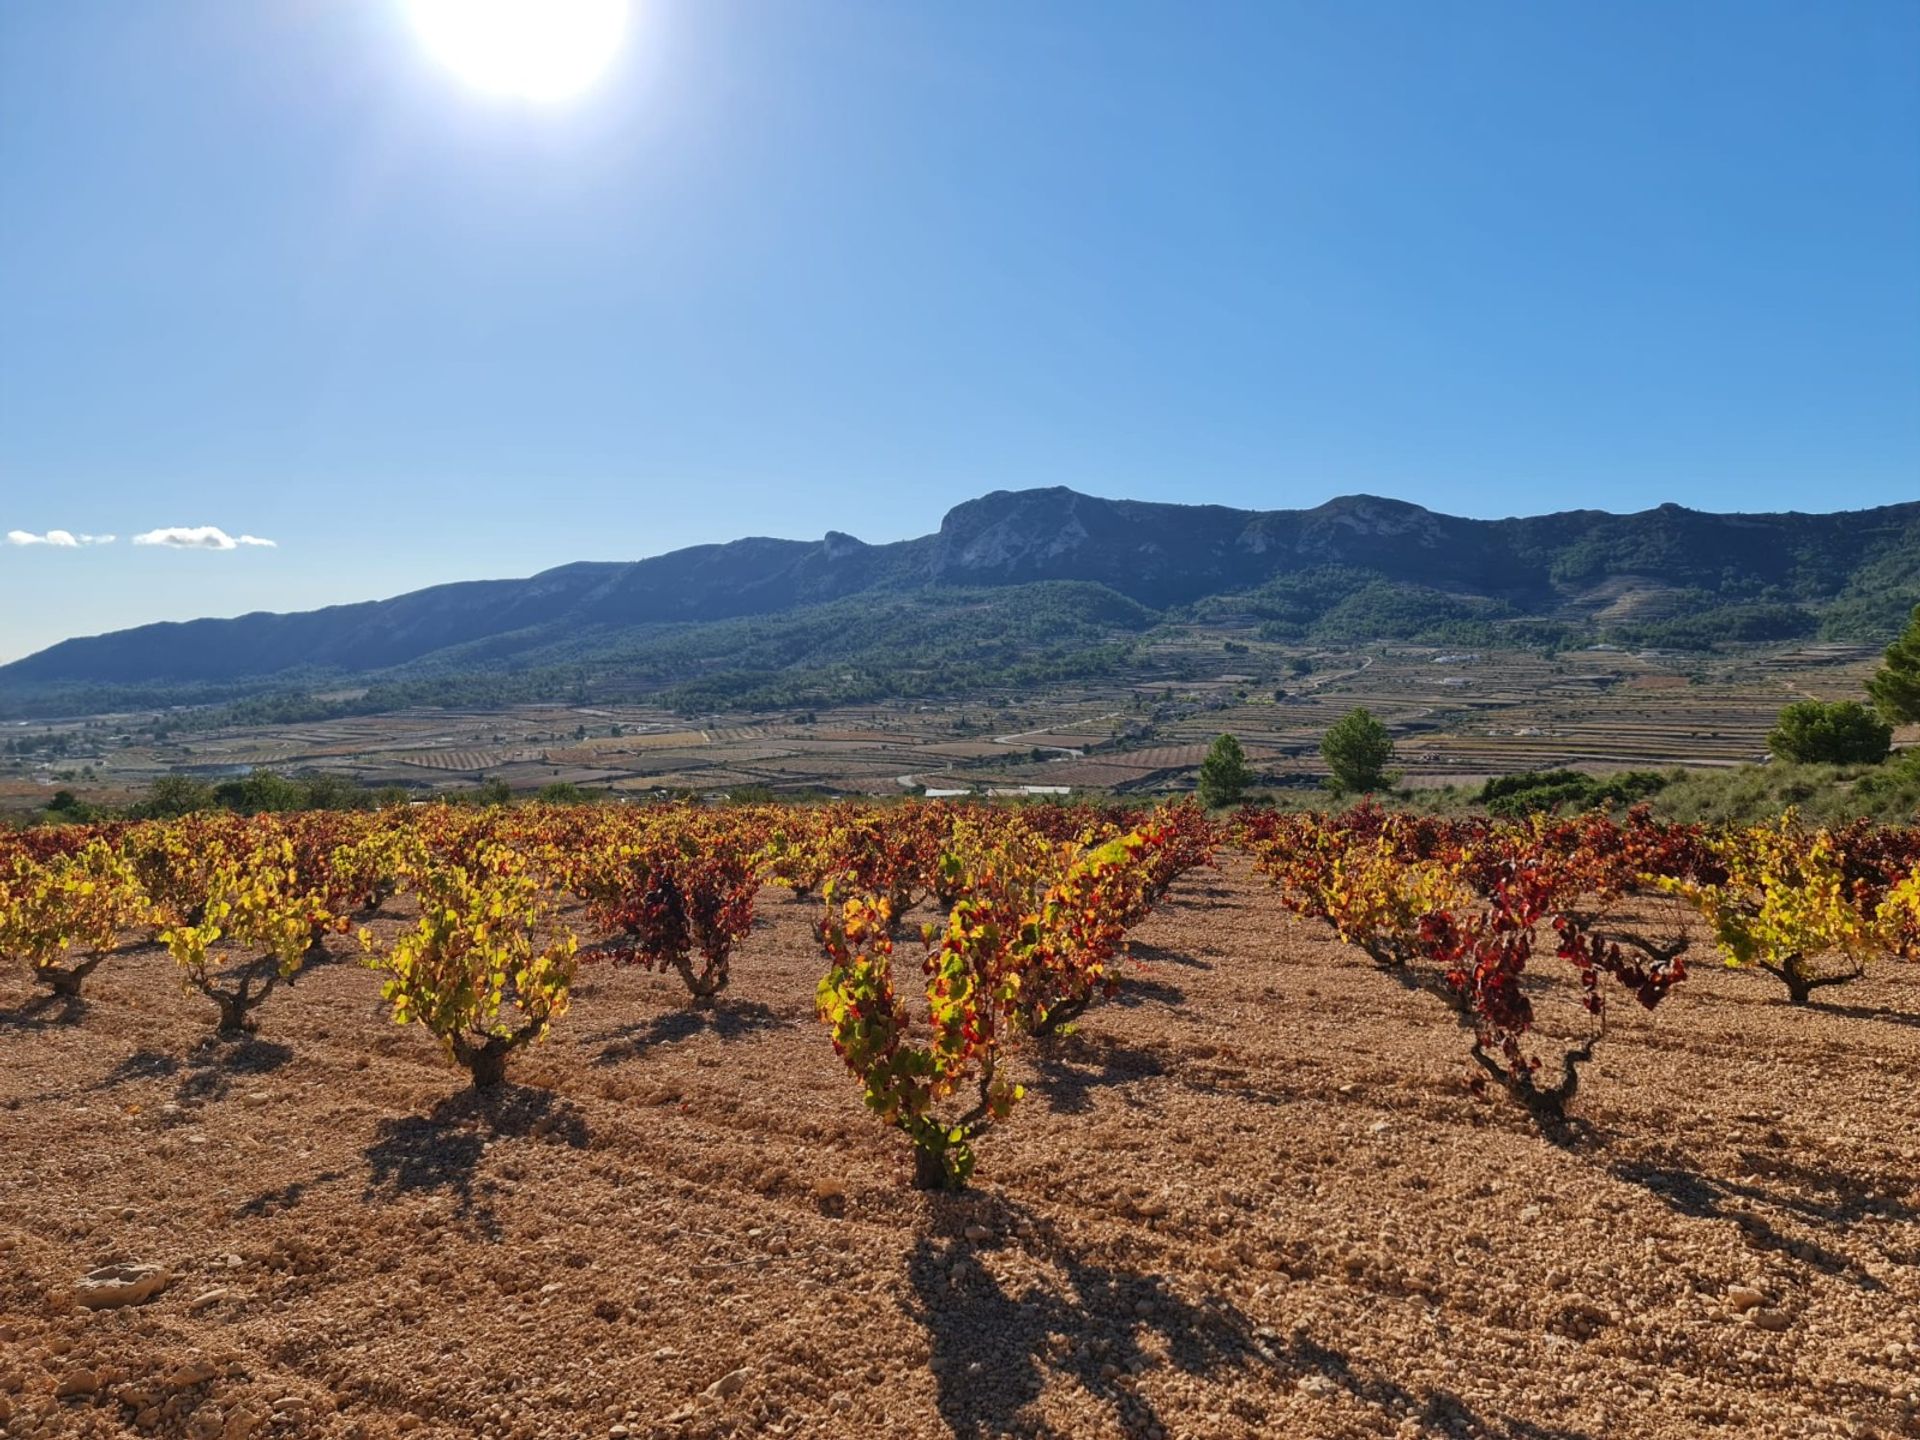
[2,488,1916,720]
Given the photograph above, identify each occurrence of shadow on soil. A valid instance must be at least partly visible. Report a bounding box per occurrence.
[587,1000,785,1066]
[97,1048,182,1089]
[1803,1000,1920,1030]
[1028,1031,1166,1116]
[362,1085,588,1238]
[175,1037,295,1103]
[1123,941,1212,972]
[906,1195,1595,1440]
[0,991,80,1030]
[237,1171,347,1219]
[1111,976,1187,1011]
[1611,1158,1891,1289]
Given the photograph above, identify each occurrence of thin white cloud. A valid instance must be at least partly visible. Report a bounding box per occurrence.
[6,529,115,547]
[132,526,278,551]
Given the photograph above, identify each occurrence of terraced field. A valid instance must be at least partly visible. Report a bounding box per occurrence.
[0,640,1895,812]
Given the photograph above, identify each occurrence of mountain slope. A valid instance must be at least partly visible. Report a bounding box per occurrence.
[3,488,1915,709]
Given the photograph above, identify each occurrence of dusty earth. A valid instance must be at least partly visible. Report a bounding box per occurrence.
[3,857,1918,1440]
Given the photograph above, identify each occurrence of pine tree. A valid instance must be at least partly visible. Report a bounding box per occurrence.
[1868,604,1920,724]
[1197,732,1253,808]
[1322,708,1396,794]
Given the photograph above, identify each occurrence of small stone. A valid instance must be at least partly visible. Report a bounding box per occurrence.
[1750,1308,1791,1332]
[188,1289,231,1312]
[1367,1119,1390,1135]
[812,1179,848,1215]
[828,1392,853,1413]
[166,1361,220,1391]
[1519,1205,1542,1221]
[610,1427,630,1438]
[664,1405,695,1424]
[1726,1284,1768,1313]
[56,1369,100,1398]
[1135,1196,1169,1218]
[1133,1299,1155,1317]
[1336,1083,1359,1097]
[73,1261,171,1310]
[703,1367,752,1403]
[963,1224,993,1243]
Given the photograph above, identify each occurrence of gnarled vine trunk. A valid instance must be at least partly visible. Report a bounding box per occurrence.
[672,956,728,1009]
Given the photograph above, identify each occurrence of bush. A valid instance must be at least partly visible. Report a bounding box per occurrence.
[1767,700,1892,766]
[129,776,216,819]
[1476,769,1667,819]
[1649,758,1918,827]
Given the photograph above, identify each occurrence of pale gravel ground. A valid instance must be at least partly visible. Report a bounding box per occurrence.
[2,856,1917,1440]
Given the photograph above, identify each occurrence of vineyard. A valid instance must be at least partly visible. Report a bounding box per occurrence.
[2,800,1918,1439]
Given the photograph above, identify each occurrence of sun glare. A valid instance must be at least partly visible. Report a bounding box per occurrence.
[403,0,630,103]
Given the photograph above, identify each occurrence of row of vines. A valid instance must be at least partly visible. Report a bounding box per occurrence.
[4,799,1917,1186]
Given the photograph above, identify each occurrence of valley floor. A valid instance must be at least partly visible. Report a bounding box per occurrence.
[2,860,1917,1439]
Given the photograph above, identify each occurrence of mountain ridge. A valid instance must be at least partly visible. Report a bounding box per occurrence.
[3,487,1916,711]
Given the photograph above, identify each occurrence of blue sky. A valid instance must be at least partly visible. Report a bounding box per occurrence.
[2,1,1916,662]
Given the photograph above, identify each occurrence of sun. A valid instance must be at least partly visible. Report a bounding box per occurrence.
[403,0,631,104]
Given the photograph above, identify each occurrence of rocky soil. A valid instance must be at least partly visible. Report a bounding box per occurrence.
[2,858,1917,1439]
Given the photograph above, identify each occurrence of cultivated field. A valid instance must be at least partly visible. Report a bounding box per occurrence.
[0,640,1892,814]
[3,858,1916,1440]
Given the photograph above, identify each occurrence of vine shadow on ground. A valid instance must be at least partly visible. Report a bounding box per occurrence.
[1803,1000,1920,1030]
[1123,941,1212,972]
[174,1036,295,1103]
[1027,1030,1166,1116]
[0,990,78,1030]
[905,1194,1597,1440]
[1610,1159,1887,1290]
[362,1085,587,1239]
[1110,976,1187,1010]
[14,1046,181,1107]
[587,999,785,1066]
[237,1170,347,1220]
